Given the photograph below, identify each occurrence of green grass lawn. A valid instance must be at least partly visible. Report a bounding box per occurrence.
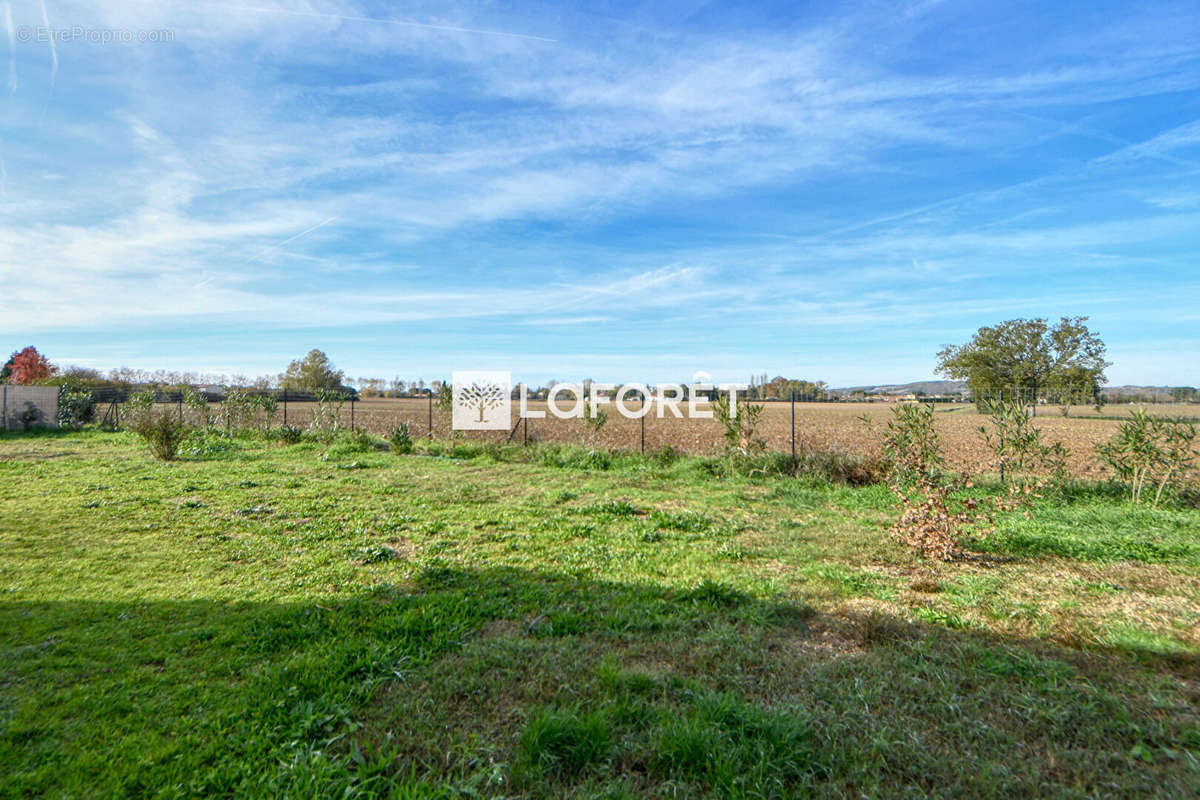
[1,429,1198,798]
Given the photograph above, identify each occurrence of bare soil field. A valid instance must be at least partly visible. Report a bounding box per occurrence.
[259,398,1199,479]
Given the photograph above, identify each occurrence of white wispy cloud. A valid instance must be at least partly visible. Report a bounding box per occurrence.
[1,1,1197,383]
[203,1,557,42]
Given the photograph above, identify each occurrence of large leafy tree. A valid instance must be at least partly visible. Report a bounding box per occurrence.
[1170,387,1197,403]
[936,317,1109,403]
[5,346,56,384]
[281,349,345,392]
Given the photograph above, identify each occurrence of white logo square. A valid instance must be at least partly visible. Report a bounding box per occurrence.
[452,371,512,430]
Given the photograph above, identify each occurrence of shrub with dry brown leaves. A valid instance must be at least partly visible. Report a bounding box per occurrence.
[881,402,1032,560]
[889,476,1018,560]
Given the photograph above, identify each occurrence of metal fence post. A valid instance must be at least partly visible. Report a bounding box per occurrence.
[791,390,796,458]
[640,397,646,454]
[428,392,433,439]
[282,388,288,425]
[350,397,355,430]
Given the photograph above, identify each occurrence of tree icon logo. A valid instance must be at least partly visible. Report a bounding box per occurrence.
[461,381,505,422]
[452,371,512,430]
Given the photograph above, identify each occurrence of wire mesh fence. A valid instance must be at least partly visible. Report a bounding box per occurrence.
[6,382,1193,479]
[72,385,1199,463]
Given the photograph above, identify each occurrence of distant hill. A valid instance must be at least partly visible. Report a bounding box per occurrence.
[833,380,967,396]
[1101,385,1194,400]
[829,382,1194,400]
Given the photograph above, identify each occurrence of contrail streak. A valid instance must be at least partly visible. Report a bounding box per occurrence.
[1004,108,1200,171]
[246,216,339,264]
[208,3,556,42]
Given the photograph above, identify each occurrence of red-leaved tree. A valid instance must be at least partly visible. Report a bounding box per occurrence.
[7,347,56,384]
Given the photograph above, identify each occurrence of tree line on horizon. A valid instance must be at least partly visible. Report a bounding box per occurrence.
[5,318,1198,404]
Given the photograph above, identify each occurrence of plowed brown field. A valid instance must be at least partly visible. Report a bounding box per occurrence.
[262,398,1199,479]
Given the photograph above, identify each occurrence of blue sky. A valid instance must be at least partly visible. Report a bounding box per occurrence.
[1,0,1198,386]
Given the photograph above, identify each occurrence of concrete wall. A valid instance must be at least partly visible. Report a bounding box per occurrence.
[1,385,59,431]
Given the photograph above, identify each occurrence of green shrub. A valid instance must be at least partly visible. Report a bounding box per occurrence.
[713,392,765,456]
[218,389,257,433]
[482,442,510,461]
[877,403,1006,560]
[387,423,413,454]
[701,447,882,485]
[582,401,608,447]
[652,445,681,466]
[181,386,211,427]
[434,382,453,429]
[794,448,882,486]
[251,393,279,429]
[978,397,1069,484]
[1097,409,1197,505]
[270,425,303,444]
[878,402,944,482]
[125,408,192,461]
[57,388,95,429]
[538,444,612,470]
[756,450,881,485]
[310,388,344,434]
[322,429,379,456]
[449,442,485,460]
[179,429,238,458]
[121,389,155,421]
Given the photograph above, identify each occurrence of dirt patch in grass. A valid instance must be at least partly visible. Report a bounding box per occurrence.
[770,615,867,659]
[477,618,525,639]
[383,538,418,559]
